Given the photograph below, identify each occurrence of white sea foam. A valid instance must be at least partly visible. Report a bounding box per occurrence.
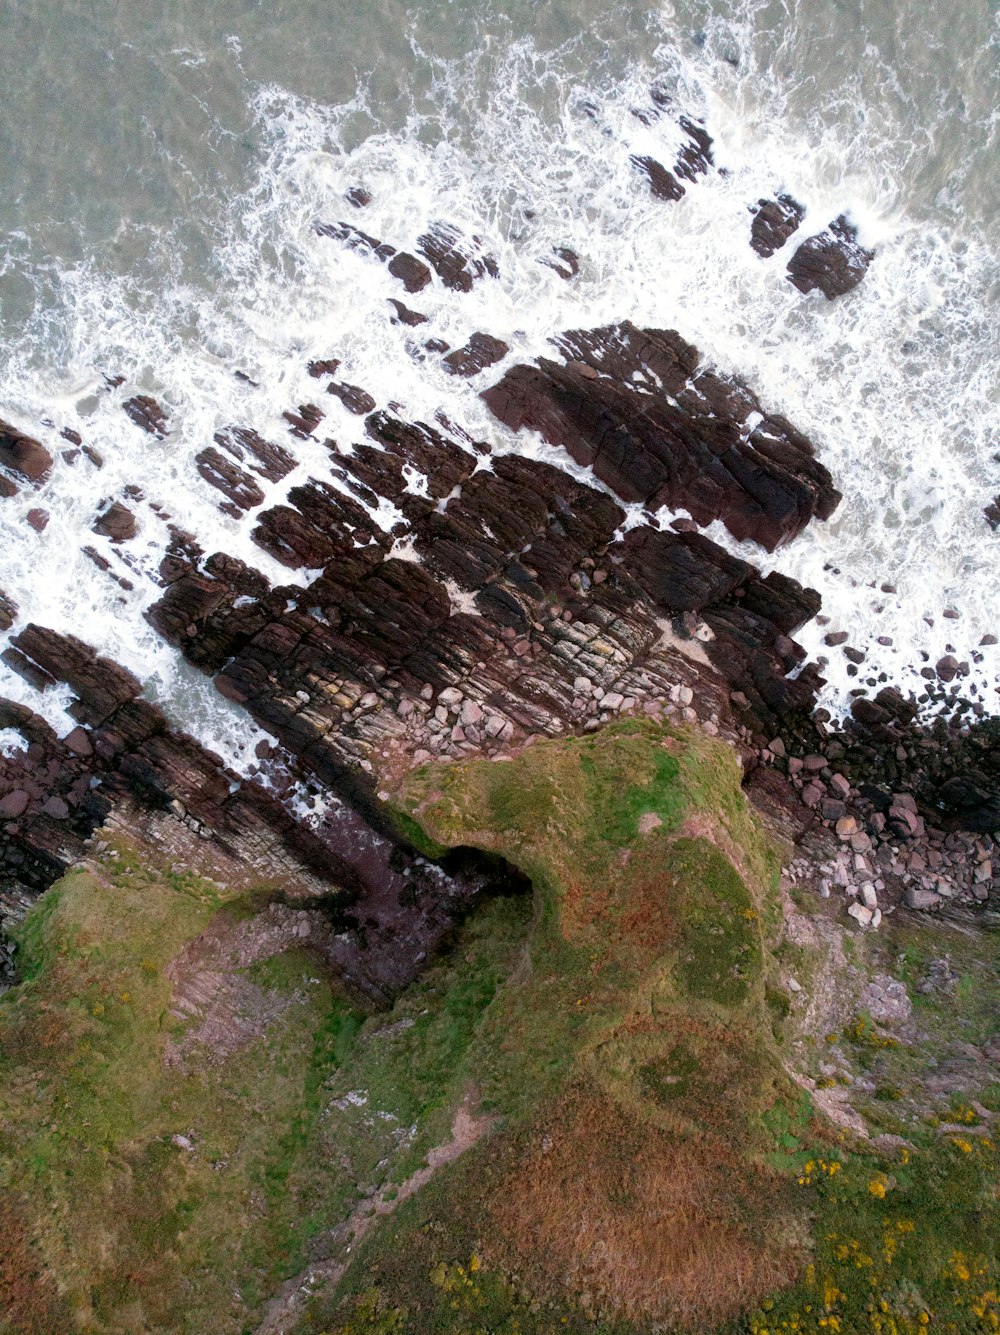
[0,10,997,764]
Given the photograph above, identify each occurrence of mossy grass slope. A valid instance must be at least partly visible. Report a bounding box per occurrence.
[0,842,364,1335]
[319,721,999,1334]
[314,721,804,1331]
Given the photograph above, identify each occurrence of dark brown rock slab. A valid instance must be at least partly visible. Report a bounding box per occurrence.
[0,589,17,631]
[213,427,296,483]
[123,395,169,437]
[387,298,429,326]
[0,419,53,483]
[252,479,388,570]
[482,321,840,551]
[442,333,510,377]
[314,220,433,293]
[327,382,378,415]
[630,112,713,202]
[630,154,685,201]
[750,194,805,257]
[540,247,580,280]
[9,625,142,726]
[387,252,433,293]
[196,447,266,517]
[787,216,875,299]
[416,222,499,292]
[283,403,324,439]
[93,502,138,542]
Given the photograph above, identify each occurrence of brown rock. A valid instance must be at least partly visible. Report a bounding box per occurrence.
[787,216,875,300]
[417,222,499,292]
[540,247,579,280]
[387,298,429,327]
[93,502,138,542]
[443,333,510,378]
[750,194,805,257]
[0,419,53,483]
[64,726,94,757]
[0,790,30,817]
[482,320,841,552]
[123,395,169,437]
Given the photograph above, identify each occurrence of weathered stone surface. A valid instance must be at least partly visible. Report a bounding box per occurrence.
[416,222,499,292]
[93,501,138,542]
[787,216,874,299]
[123,395,169,437]
[196,448,266,516]
[630,110,713,202]
[483,321,841,552]
[314,220,432,293]
[325,381,376,416]
[750,194,805,257]
[540,247,580,280]
[442,333,510,377]
[212,426,296,483]
[0,589,17,631]
[10,625,142,726]
[387,298,428,326]
[0,419,53,483]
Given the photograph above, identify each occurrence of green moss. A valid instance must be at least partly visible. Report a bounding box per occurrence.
[0,850,367,1334]
[667,837,762,1006]
[308,722,798,1331]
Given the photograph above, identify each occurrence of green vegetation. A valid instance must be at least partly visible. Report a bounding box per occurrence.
[0,838,533,1335]
[0,847,368,1334]
[304,723,800,1332]
[2,720,997,1335]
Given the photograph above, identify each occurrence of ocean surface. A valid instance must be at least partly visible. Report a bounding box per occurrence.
[0,0,997,769]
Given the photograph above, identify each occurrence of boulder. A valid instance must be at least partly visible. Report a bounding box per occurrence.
[749,194,805,257]
[443,333,510,377]
[787,216,874,299]
[0,419,53,483]
[93,502,138,543]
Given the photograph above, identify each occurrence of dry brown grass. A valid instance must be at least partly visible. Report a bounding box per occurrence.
[489,1088,803,1329]
[0,1199,71,1335]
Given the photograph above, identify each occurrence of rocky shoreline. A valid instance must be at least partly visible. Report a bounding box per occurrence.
[0,96,995,998]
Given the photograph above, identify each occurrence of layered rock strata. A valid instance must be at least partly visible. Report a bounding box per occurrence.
[483,322,841,550]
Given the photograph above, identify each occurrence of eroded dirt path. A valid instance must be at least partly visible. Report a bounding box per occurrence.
[254,1089,492,1335]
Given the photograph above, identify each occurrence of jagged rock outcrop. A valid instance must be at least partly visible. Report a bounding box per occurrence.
[482,321,841,551]
[315,220,432,293]
[0,419,53,484]
[0,590,18,631]
[630,100,713,202]
[787,216,875,299]
[750,194,805,257]
[443,333,509,377]
[92,501,138,542]
[416,222,499,292]
[212,426,296,483]
[123,395,169,437]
